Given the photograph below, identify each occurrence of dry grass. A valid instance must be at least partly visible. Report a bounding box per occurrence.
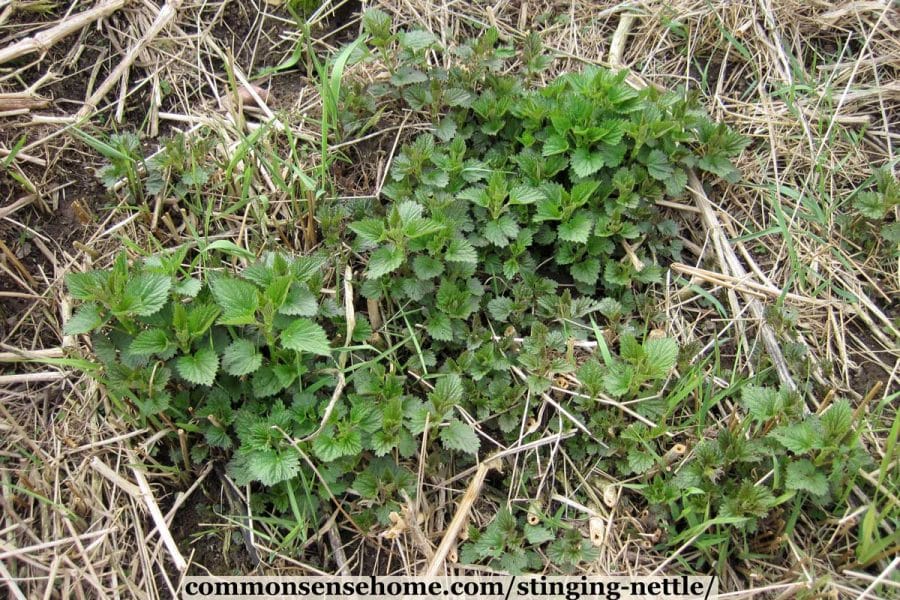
[0,0,897,597]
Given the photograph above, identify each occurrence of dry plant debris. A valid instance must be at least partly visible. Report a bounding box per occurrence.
[0,0,897,598]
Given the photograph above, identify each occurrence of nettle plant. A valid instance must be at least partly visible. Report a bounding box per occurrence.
[63,249,485,530]
[459,507,598,574]
[347,32,748,351]
[638,385,871,553]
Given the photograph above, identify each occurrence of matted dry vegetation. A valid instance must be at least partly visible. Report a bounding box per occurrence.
[0,0,897,598]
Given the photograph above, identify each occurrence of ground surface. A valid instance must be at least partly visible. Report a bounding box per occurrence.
[0,1,897,598]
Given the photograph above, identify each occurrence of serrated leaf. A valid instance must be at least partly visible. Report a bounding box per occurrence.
[64,303,104,335]
[248,449,300,486]
[280,284,318,316]
[66,271,107,301]
[280,318,332,356]
[487,297,514,321]
[645,149,673,181]
[665,168,688,196]
[741,385,780,421]
[396,200,424,224]
[785,459,828,496]
[403,217,445,239]
[558,211,593,243]
[571,146,604,177]
[484,219,515,247]
[176,348,218,386]
[524,525,556,545]
[509,184,544,205]
[570,179,600,207]
[251,366,283,398]
[445,87,473,107]
[853,191,886,219]
[367,245,405,279]
[118,274,171,317]
[129,328,173,356]
[174,278,202,297]
[400,29,436,52]
[543,133,569,156]
[210,277,259,325]
[627,448,655,474]
[412,255,444,279]
[643,337,678,379]
[349,219,385,244]
[221,339,263,376]
[313,430,362,462]
[440,419,480,455]
[361,7,391,38]
[769,420,823,454]
[570,258,600,285]
[821,399,853,442]
[603,362,633,397]
[431,373,464,408]
[390,66,428,86]
[445,237,478,263]
[426,312,454,341]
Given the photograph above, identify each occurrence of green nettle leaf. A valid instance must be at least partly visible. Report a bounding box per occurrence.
[570,258,601,285]
[265,276,293,310]
[440,419,480,455]
[403,218,445,239]
[221,339,263,376]
[176,348,219,386]
[769,420,823,454]
[483,217,518,247]
[627,448,656,474]
[741,385,780,421]
[367,245,405,279]
[349,219,386,244]
[643,337,678,379]
[665,168,689,196]
[280,318,332,356]
[645,149,673,181]
[427,312,454,341]
[129,328,173,356]
[524,524,556,545]
[821,399,853,441]
[118,274,171,316]
[569,179,600,207]
[785,459,829,496]
[174,278,202,298]
[248,449,300,486]
[412,255,445,279]
[313,431,362,462]
[444,237,478,264]
[571,146,604,177]
[853,191,887,220]
[603,362,633,397]
[487,297,514,321]
[446,87,473,107]
[361,7,392,38]
[558,212,593,243]
[391,66,428,87]
[280,284,318,316]
[509,184,544,205]
[543,133,569,156]
[400,29,436,52]
[64,303,104,335]
[251,366,284,398]
[66,271,106,301]
[210,277,259,325]
[396,200,424,225]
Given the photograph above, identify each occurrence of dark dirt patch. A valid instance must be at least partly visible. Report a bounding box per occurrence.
[167,475,257,577]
